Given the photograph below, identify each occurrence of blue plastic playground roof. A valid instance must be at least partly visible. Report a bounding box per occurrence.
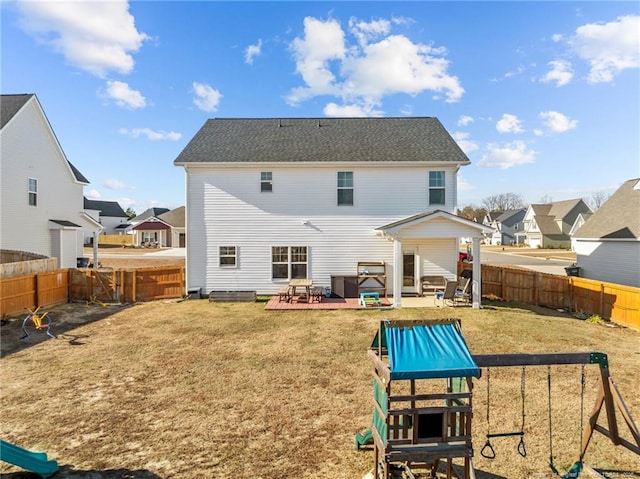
[383,321,480,380]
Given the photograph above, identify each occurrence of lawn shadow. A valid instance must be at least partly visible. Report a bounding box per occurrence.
[0,302,133,358]
[0,466,162,478]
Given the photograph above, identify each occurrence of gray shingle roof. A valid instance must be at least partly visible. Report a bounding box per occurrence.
[1,94,33,129]
[575,178,640,239]
[174,117,470,165]
[130,207,171,223]
[158,206,185,228]
[84,198,127,217]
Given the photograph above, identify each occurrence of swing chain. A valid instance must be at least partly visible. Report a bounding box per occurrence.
[481,368,496,459]
[519,367,527,458]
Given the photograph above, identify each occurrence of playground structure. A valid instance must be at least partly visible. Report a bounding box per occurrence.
[21,307,56,341]
[0,439,58,478]
[357,319,640,479]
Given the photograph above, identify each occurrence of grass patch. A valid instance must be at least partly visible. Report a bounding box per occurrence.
[1,300,638,478]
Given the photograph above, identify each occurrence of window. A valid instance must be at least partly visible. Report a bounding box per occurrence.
[337,171,353,206]
[142,232,157,244]
[429,171,445,205]
[219,246,237,267]
[28,178,37,206]
[261,172,272,192]
[272,246,308,279]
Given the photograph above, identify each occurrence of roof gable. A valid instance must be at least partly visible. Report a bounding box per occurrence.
[174,117,470,165]
[575,178,640,239]
[1,93,89,184]
[158,206,185,227]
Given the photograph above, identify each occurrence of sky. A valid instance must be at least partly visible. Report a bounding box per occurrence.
[2,1,639,214]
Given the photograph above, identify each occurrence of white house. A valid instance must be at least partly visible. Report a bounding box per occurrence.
[572,178,640,288]
[0,94,101,268]
[83,197,129,243]
[174,117,492,308]
[522,199,592,249]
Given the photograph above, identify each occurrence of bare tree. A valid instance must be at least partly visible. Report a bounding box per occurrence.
[457,205,487,222]
[586,191,610,211]
[538,195,553,204]
[482,193,525,212]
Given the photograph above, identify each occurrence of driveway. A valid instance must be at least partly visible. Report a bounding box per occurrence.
[477,246,576,275]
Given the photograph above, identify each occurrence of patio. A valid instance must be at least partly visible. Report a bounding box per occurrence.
[264,294,454,310]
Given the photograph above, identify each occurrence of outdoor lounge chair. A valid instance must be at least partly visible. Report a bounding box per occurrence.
[440,279,458,307]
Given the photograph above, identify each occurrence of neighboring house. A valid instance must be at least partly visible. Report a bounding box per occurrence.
[174,117,493,308]
[569,212,593,251]
[522,199,592,248]
[0,94,101,268]
[483,209,526,246]
[127,207,184,247]
[572,178,640,288]
[158,206,186,248]
[83,197,129,242]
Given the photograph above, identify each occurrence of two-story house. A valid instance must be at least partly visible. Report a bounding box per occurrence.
[522,199,592,249]
[1,94,102,268]
[483,209,526,246]
[83,197,129,243]
[174,117,492,308]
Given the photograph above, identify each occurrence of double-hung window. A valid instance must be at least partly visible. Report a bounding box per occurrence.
[337,171,353,206]
[429,171,445,205]
[219,246,237,267]
[261,172,272,192]
[272,246,307,279]
[28,178,38,206]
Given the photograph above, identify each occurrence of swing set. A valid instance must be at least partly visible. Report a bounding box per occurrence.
[473,352,640,478]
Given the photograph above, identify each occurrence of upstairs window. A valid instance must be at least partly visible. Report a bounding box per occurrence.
[28,178,38,206]
[261,172,273,192]
[337,171,353,206]
[219,246,237,267]
[429,171,445,205]
[272,246,308,279]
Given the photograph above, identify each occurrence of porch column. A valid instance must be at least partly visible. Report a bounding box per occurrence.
[93,231,99,268]
[472,236,481,308]
[393,237,403,308]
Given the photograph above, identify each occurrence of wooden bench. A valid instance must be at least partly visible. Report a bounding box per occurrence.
[420,276,447,296]
[278,286,291,302]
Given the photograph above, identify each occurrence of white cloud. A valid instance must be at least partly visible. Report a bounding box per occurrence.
[116,197,136,210]
[104,179,127,190]
[103,80,146,109]
[540,60,574,86]
[192,82,223,112]
[539,111,578,133]
[496,114,524,134]
[478,141,537,169]
[348,17,391,47]
[86,189,101,200]
[568,15,640,83]
[458,115,474,127]
[452,132,479,155]
[323,101,383,117]
[119,128,182,141]
[16,0,148,78]
[245,39,262,64]
[287,16,464,114]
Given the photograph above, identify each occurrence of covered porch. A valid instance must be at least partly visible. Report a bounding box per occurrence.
[375,210,493,309]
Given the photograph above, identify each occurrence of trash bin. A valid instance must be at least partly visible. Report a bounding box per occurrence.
[564,266,580,277]
[77,257,90,268]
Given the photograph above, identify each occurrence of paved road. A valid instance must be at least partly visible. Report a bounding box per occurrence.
[478,250,574,275]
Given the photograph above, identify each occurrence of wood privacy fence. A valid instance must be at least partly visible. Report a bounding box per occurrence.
[463,264,640,331]
[98,234,134,246]
[1,267,185,317]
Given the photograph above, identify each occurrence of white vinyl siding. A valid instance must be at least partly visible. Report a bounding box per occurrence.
[575,240,640,288]
[184,164,460,294]
[0,97,89,264]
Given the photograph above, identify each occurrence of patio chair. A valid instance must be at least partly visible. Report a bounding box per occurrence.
[440,279,458,307]
[453,277,471,306]
[278,286,291,302]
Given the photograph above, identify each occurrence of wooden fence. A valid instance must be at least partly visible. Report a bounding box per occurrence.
[466,264,640,331]
[0,269,70,317]
[98,234,134,246]
[1,266,185,317]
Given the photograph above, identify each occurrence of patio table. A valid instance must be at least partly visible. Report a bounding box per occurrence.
[289,278,312,302]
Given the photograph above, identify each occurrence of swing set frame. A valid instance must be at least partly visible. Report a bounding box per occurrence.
[472,352,640,472]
